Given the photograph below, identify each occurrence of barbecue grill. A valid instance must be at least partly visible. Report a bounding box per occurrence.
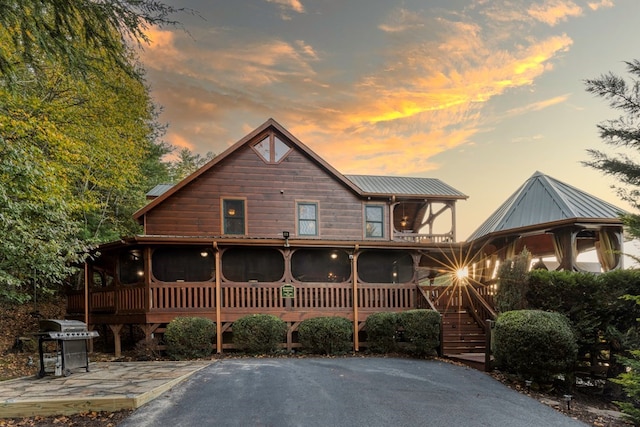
[36,319,99,378]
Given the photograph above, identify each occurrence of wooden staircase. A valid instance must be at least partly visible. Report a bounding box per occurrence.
[441,309,486,355]
[441,309,489,371]
[418,284,496,371]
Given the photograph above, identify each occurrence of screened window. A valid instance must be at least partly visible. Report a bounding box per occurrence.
[119,249,144,285]
[358,250,413,283]
[222,248,284,282]
[365,205,384,238]
[152,247,215,282]
[223,199,245,235]
[291,249,351,282]
[298,202,318,236]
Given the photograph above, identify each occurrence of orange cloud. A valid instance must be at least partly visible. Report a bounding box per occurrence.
[528,0,583,26]
[588,0,614,11]
[137,2,586,177]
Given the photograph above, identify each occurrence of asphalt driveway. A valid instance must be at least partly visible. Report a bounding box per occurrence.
[120,357,586,427]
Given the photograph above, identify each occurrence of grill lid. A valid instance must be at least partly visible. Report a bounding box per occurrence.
[39,319,88,333]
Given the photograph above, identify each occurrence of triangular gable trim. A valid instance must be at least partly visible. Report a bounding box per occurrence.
[133,118,362,221]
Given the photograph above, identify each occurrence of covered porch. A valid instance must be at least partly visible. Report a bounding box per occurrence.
[67,237,458,356]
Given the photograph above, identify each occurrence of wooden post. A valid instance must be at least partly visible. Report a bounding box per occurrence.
[83,262,89,327]
[108,324,124,358]
[485,319,494,372]
[352,245,359,352]
[214,242,222,353]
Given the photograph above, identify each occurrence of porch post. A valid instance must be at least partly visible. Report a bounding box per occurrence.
[214,242,222,353]
[83,262,89,326]
[352,245,359,352]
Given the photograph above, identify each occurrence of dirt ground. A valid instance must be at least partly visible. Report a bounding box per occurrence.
[0,298,634,426]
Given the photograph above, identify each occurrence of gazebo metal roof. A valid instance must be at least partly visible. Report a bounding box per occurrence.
[467,171,626,242]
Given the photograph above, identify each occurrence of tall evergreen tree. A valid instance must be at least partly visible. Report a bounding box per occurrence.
[584,60,640,237]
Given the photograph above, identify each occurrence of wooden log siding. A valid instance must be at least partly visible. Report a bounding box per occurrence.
[143,146,367,240]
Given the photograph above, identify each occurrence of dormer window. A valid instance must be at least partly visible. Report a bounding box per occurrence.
[253,134,291,164]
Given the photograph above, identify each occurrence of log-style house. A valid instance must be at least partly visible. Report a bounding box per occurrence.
[67,119,626,361]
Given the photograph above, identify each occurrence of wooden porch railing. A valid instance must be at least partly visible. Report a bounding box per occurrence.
[69,282,417,316]
[393,232,453,243]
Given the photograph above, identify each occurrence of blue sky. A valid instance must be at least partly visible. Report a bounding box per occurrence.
[138,0,640,242]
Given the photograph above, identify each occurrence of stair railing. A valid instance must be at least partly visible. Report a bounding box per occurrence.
[464,284,497,371]
[463,284,497,331]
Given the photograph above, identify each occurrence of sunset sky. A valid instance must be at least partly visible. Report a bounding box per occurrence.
[138,0,640,242]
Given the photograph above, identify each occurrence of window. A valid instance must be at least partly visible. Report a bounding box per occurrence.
[291,249,351,282]
[358,250,413,283]
[365,205,384,238]
[152,247,215,282]
[252,134,291,164]
[223,199,245,235]
[298,202,318,236]
[222,248,284,282]
[119,249,144,285]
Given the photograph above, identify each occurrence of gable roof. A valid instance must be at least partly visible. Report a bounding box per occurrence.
[467,171,626,242]
[134,119,363,220]
[135,119,468,221]
[345,175,467,199]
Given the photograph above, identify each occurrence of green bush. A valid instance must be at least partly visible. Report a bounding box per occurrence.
[232,314,287,354]
[493,310,577,383]
[164,317,215,360]
[298,316,352,355]
[495,249,530,313]
[612,350,640,425]
[526,269,640,384]
[398,309,441,356]
[365,312,400,353]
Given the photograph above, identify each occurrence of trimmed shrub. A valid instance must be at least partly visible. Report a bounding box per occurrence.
[365,312,399,353]
[493,310,578,383]
[233,314,287,354]
[298,316,352,355]
[398,309,441,356]
[164,317,215,360]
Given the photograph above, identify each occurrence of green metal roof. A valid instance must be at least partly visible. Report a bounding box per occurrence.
[467,171,626,242]
[345,175,467,199]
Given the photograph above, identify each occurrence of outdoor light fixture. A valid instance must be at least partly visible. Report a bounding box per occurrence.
[200,250,209,257]
[455,267,469,281]
[283,231,290,247]
[400,203,408,229]
[563,395,573,411]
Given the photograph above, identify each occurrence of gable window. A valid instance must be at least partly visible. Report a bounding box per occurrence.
[252,134,292,164]
[365,205,384,238]
[223,198,245,235]
[298,202,318,236]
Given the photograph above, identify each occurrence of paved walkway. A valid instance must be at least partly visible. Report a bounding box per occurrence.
[0,361,211,418]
